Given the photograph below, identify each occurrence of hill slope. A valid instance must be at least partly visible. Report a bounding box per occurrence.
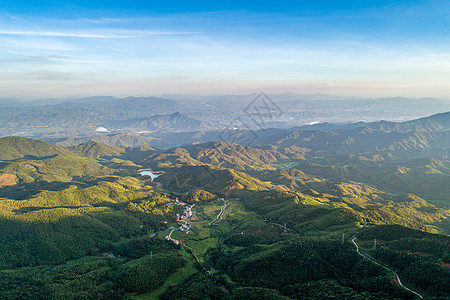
[0,137,69,160]
[69,141,127,158]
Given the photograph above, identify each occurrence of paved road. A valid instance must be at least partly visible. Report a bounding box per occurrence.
[209,199,229,226]
[167,229,178,244]
[167,208,209,273]
[352,237,423,299]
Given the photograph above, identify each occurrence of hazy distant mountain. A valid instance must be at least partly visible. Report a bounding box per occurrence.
[252,111,450,160]
[0,98,27,107]
[1,94,449,139]
[120,112,217,133]
[296,111,450,132]
[362,111,450,132]
[38,111,449,153]
[55,96,182,120]
[0,97,183,137]
[159,92,346,102]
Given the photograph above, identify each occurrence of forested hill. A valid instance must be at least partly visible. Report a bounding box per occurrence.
[69,141,127,158]
[0,136,70,160]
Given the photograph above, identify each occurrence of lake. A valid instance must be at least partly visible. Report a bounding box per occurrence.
[140,170,161,181]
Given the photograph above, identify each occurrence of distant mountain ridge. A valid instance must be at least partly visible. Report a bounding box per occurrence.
[42,111,450,159]
[119,112,217,132]
[0,97,183,137]
[46,133,160,148]
[1,94,449,139]
[297,111,450,132]
[258,111,450,159]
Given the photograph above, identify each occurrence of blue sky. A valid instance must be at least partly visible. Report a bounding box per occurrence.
[0,0,449,98]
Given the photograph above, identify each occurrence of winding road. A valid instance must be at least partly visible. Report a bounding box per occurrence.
[167,207,209,272]
[167,229,178,244]
[352,237,423,299]
[209,199,229,226]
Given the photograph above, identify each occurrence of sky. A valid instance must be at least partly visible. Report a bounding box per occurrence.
[0,0,449,98]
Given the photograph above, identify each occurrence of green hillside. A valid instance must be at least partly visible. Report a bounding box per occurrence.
[158,165,276,194]
[0,154,113,184]
[69,141,127,158]
[0,136,69,160]
[292,158,450,208]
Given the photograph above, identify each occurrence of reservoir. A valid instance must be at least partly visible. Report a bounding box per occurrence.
[139,170,161,181]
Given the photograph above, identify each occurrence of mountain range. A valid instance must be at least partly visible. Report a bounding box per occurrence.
[1,95,449,140]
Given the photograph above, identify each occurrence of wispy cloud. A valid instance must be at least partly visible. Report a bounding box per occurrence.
[29,55,68,60]
[0,30,195,38]
[0,30,132,38]
[24,70,74,80]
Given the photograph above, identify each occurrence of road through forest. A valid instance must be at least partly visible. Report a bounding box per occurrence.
[352,237,423,299]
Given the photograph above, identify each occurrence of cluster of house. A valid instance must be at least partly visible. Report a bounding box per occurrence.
[176,205,193,222]
[179,223,191,231]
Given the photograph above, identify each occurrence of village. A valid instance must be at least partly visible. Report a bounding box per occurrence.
[175,200,194,232]
[165,198,195,244]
